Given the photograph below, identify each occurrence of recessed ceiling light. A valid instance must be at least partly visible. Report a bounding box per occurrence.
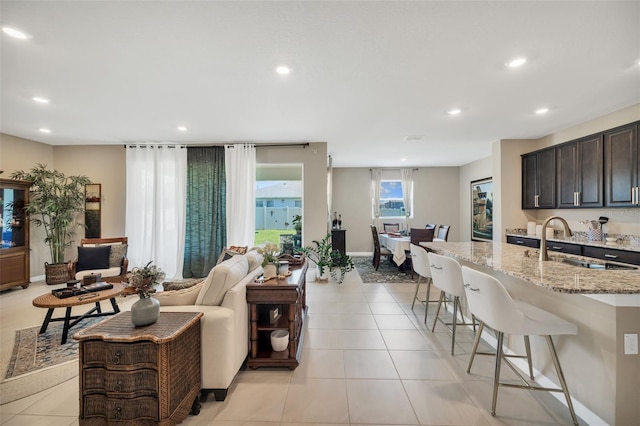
[506,57,527,68]
[448,108,461,115]
[39,128,51,133]
[401,158,408,162]
[177,126,188,131]
[32,96,50,104]
[275,65,291,75]
[2,26,29,39]
[535,107,549,115]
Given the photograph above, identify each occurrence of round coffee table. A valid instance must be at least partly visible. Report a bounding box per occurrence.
[32,282,126,344]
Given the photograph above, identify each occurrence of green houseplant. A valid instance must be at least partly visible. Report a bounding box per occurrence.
[11,164,91,284]
[297,233,354,284]
[292,214,302,234]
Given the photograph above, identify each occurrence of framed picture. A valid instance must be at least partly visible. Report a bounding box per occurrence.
[85,184,101,238]
[471,177,493,242]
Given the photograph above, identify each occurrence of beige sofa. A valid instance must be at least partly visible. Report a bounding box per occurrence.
[155,250,263,401]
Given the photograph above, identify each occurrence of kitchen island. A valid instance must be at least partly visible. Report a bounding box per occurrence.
[421,241,640,426]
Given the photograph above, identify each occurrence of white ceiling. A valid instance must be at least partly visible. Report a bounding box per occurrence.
[1,1,639,168]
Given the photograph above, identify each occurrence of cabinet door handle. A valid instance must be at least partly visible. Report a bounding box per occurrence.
[114,380,122,392]
[604,254,618,259]
[112,350,122,364]
[114,407,122,420]
[516,240,524,245]
[534,194,539,208]
[552,246,563,250]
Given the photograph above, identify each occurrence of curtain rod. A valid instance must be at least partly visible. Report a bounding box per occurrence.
[369,168,419,171]
[124,143,310,149]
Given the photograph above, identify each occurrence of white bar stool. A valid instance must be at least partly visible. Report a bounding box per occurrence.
[409,244,438,324]
[461,266,579,425]
[427,252,476,355]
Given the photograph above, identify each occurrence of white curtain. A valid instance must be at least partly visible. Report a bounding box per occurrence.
[327,155,333,233]
[125,145,187,280]
[225,144,256,247]
[401,168,414,231]
[371,168,382,230]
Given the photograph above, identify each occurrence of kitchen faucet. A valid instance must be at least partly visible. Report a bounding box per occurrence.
[539,216,573,261]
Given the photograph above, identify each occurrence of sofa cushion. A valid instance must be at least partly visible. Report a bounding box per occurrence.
[156,281,204,306]
[196,255,249,306]
[77,246,111,271]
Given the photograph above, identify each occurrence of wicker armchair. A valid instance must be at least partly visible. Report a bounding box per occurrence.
[67,237,129,283]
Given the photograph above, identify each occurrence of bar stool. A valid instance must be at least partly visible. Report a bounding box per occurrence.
[427,252,476,355]
[461,266,579,425]
[409,244,437,324]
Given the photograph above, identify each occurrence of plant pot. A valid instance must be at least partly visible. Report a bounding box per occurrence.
[270,329,289,352]
[263,263,278,279]
[45,262,70,285]
[131,295,160,327]
[316,265,329,281]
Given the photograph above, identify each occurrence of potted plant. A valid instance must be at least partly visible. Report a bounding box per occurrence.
[124,260,166,326]
[11,164,91,285]
[330,249,354,284]
[292,214,302,234]
[256,242,280,278]
[297,233,332,280]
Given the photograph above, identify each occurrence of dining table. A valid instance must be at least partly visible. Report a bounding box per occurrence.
[378,234,411,266]
[379,232,446,266]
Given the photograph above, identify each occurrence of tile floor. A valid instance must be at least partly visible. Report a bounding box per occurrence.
[0,269,583,425]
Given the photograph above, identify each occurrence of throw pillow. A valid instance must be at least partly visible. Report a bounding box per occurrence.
[77,246,111,271]
[162,278,203,291]
[107,244,128,268]
[228,245,248,254]
[216,248,241,265]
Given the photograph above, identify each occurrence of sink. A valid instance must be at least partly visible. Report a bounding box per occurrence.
[559,258,637,270]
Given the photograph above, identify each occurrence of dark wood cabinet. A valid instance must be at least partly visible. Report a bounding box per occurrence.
[505,236,581,255]
[331,229,346,255]
[506,235,539,248]
[604,124,639,207]
[522,148,556,209]
[582,246,640,266]
[246,262,308,369]
[0,179,31,291]
[557,136,603,208]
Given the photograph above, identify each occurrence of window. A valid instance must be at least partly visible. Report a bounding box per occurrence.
[376,180,410,218]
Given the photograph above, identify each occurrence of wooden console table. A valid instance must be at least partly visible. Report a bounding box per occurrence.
[73,311,202,425]
[246,261,308,369]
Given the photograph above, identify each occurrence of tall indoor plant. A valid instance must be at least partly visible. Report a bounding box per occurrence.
[11,164,91,284]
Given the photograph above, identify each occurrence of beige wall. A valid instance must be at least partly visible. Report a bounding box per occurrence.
[0,135,127,277]
[458,156,492,242]
[332,167,460,253]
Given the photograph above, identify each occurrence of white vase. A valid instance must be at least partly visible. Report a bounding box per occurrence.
[131,295,160,327]
[316,265,329,281]
[263,263,277,279]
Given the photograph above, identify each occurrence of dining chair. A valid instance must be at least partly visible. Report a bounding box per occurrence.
[427,252,476,354]
[436,225,450,241]
[409,244,438,324]
[406,228,434,278]
[370,224,392,271]
[461,266,579,425]
[382,223,400,233]
[425,223,437,231]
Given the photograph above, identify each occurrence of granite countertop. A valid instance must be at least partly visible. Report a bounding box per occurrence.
[505,230,640,253]
[421,241,640,294]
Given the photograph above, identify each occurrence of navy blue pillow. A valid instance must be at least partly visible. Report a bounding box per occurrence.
[77,246,111,271]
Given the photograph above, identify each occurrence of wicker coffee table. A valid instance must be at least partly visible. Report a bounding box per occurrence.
[32,282,125,344]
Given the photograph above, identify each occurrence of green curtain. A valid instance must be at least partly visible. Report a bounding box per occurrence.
[183,147,226,278]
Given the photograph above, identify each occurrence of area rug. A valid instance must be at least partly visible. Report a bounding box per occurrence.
[1,317,103,404]
[353,256,418,283]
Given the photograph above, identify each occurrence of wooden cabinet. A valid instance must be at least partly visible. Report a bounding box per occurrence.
[582,246,640,266]
[0,179,30,290]
[506,235,539,248]
[247,261,308,369]
[604,124,639,207]
[557,136,603,208]
[522,148,556,209]
[505,236,581,255]
[332,229,346,255]
[74,312,202,425]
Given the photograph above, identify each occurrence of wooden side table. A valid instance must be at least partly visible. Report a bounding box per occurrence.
[246,261,308,369]
[74,311,203,425]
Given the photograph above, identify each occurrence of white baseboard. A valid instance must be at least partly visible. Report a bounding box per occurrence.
[30,275,45,283]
